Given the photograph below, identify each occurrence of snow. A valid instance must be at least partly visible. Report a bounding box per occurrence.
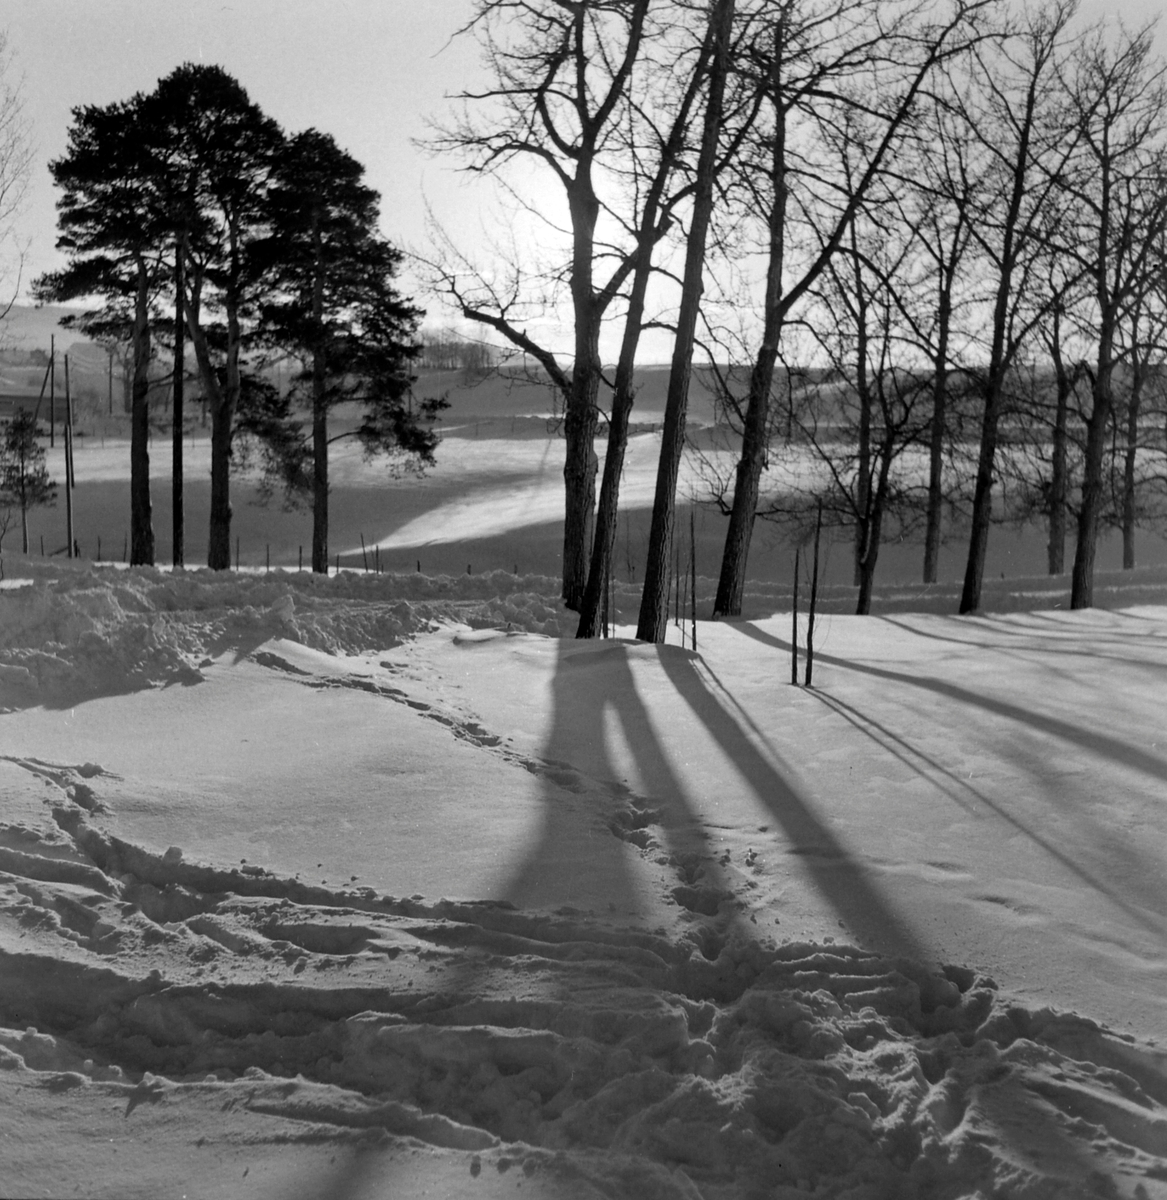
[1,561,1166,1198]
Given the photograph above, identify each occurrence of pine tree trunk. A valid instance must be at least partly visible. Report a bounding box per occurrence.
[207,403,232,569]
[173,244,185,569]
[637,0,735,643]
[311,218,329,574]
[205,247,243,571]
[130,256,155,566]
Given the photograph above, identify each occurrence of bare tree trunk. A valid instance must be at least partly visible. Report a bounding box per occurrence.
[853,303,872,588]
[577,255,651,636]
[1121,352,1146,570]
[856,446,891,614]
[637,0,735,643]
[714,25,788,619]
[805,501,822,686]
[130,255,155,566]
[1047,317,1070,574]
[959,30,1053,615]
[922,284,952,583]
[1071,334,1114,608]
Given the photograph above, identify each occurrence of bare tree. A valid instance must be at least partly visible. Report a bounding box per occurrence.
[1057,23,1167,607]
[711,0,994,618]
[637,0,737,642]
[0,31,31,327]
[956,0,1082,613]
[575,9,721,638]
[427,0,653,610]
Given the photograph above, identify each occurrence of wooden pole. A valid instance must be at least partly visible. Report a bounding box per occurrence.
[360,533,368,571]
[791,547,800,686]
[690,509,697,653]
[805,501,823,688]
[49,335,55,449]
[64,354,74,559]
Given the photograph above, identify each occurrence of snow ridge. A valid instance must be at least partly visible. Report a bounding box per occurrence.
[1,754,1165,1196]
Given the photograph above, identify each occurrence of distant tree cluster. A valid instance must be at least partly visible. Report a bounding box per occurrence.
[36,65,444,573]
[429,0,1167,630]
[417,328,498,374]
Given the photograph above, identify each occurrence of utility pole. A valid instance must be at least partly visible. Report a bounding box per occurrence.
[64,353,74,559]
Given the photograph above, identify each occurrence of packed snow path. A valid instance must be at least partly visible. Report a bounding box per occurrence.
[1,566,1165,1196]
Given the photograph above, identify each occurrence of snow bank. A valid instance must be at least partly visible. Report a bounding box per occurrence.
[2,563,1165,1196]
[4,799,1166,1198]
[0,563,567,704]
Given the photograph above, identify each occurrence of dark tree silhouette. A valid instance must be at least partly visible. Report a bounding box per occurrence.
[257,129,440,573]
[37,93,167,565]
[0,410,56,553]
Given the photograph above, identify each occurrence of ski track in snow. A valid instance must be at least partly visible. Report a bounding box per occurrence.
[1,565,1166,1197]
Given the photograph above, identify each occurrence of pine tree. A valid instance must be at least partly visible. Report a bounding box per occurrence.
[35,93,167,565]
[256,129,440,574]
[0,411,56,553]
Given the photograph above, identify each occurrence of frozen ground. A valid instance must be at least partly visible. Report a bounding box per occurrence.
[0,563,1165,1198]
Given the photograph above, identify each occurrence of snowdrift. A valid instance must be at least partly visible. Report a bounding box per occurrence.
[1,564,1165,1198]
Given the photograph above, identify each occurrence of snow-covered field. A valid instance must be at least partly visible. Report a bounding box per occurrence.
[1,561,1166,1198]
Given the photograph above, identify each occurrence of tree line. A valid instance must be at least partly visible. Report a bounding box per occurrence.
[425,0,1167,635]
[33,64,442,574]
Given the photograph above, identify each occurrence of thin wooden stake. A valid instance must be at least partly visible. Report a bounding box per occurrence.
[805,501,823,688]
[265,543,270,573]
[64,354,74,559]
[690,510,697,653]
[360,533,368,571]
[792,547,800,686]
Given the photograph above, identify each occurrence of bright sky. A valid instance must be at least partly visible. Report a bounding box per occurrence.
[4,0,487,326]
[3,0,1164,353]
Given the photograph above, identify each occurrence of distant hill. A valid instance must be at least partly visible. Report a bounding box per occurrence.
[1,303,93,358]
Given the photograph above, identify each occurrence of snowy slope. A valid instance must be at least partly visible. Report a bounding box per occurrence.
[0,564,1165,1198]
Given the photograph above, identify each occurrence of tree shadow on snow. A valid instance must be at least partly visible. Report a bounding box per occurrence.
[654,648,930,964]
[501,637,735,920]
[731,620,1167,792]
[729,621,1167,934]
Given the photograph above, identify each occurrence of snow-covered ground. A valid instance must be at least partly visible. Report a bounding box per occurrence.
[1,563,1166,1198]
